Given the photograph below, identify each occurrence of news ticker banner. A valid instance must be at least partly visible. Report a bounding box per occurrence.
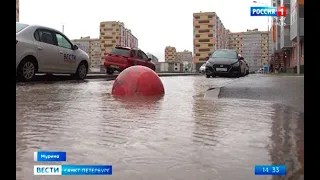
[255,165,286,176]
[34,165,112,175]
[34,151,66,162]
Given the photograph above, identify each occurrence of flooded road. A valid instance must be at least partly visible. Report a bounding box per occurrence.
[16,75,304,180]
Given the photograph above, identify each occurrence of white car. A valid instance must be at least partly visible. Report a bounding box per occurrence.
[16,22,90,81]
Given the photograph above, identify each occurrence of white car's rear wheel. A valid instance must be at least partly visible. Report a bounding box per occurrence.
[17,59,36,82]
[74,62,88,80]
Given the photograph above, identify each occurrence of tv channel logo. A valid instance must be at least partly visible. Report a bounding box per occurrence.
[34,165,113,176]
[34,151,66,162]
[250,6,286,17]
[34,165,62,175]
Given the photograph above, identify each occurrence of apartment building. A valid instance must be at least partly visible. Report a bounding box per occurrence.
[164,46,177,61]
[193,12,229,70]
[176,50,192,63]
[272,0,304,73]
[229,29,271,71]
[16,0,19,22]
[99,21,138,68]
[72,37,90,54]
[72,37,101,69]
[89,39,101,69]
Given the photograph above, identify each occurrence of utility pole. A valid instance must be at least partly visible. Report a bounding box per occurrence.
[62,24,64,33]
[296,2,300,74]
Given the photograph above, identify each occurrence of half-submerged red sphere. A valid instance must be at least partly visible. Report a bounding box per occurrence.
[111,66,165,96]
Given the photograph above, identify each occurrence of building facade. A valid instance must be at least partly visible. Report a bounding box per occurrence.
[99,21,138,68]
[16,0,19,22]
[164,46,177,61]
[229,29,271,72]
[176,50,192,63]
[272,0,304,73]
[193,12,230,70]
[89,39,101,69]
[72,37,101,69]
[146,53,159,63]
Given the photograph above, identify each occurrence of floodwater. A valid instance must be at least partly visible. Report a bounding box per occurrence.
[16,76,304,180]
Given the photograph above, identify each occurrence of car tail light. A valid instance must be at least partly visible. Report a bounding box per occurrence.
[16,40,18,44]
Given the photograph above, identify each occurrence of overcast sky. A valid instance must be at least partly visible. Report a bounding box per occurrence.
[20,0,271,61]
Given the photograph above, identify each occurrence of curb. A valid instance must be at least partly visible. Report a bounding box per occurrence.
[86,73,202,79]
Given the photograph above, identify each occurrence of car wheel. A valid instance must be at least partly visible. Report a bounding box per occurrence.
[206,74,211,78]
[74,61,88,80]
[17,59,37,82]
[106,67,114,75]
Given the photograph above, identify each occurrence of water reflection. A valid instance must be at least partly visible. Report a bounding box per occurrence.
[16,76,304,180]
[269,104,304,180]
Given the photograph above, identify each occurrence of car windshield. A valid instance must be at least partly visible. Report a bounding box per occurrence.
[110,48,130,56]
[211,50,237,59]
[16,23,29,33]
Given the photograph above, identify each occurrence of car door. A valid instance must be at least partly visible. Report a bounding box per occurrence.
[128,50,140,66]
[136,50,147,66]
[141,51,152,68]
[54,32,77,73]
[34,29,60,72]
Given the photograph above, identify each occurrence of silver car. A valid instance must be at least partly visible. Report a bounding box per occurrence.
[16,22,90,81]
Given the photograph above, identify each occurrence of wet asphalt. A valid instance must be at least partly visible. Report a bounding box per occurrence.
[16,74,304,180]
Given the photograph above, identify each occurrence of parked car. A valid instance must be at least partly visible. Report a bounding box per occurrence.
[244,60,249,75]
[205,49,246,78]
[16,22,90,81]
[199,63,206,73]
[103,46,155,74]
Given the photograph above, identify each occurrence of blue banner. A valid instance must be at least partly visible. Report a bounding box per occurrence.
[250,7,277,16]
[34,151,66,162]
[61,165,112,175]
[255,165,286,175]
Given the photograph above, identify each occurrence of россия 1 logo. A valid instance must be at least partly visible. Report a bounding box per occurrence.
[250,6,287,26]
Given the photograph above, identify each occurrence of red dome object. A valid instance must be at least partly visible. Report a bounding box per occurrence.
[111,66,165,96]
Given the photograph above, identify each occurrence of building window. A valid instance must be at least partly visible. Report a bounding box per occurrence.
[199,48,210,52]
[199,39,210,42]
[199,20,209,23]
[199,29,210,33]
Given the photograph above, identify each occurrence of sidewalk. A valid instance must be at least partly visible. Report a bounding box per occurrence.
[268,72,304,77]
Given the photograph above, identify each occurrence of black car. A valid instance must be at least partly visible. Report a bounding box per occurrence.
[205,49,246,78]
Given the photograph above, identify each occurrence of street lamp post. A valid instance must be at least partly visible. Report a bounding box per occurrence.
[253,1,270,68]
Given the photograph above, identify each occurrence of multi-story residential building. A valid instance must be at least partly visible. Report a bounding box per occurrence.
[99,21,138,69]
[165,46,177,61]
[72,36,90,54]
[72,37,101,69]
[89,39,101,69]
[229,29,271,71]
[176,50,192,63]
[272,0,304,73]
[288,0,304,73]
[16,0,19,22]
[146,53,159,63]
[193,12,229,70]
